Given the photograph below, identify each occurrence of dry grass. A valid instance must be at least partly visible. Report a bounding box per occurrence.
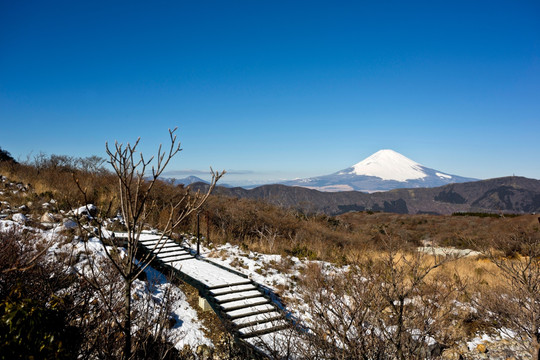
[2,158,538,269]
[198,192,539,265]
[441,256,504,286]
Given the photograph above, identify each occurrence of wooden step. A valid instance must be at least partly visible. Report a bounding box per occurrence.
[144,246,182,253]
[214,290,262,304]
[238,320,290,339]
[221,297,269,312]
[138,236,170,242]
[210,284,257,296]
[156,251,191,259]
[232,311,283,328]
[137,235,163,241]
[145,242,181,248]
[139,239,177,247]
[161,255,194,263]
[158,255,193,263]
[152,247,186,254]
[208,280,252,290]
[226,304,276,320]
[140,242,178,249]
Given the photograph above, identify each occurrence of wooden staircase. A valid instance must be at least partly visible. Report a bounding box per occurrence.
[126,233,293,346]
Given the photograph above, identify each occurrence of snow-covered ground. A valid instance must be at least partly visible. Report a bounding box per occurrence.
[0,218,212,351]
[182,235,347,325]
[417,245,482,257]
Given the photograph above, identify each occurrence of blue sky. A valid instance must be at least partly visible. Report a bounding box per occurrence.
[1,1,539,185]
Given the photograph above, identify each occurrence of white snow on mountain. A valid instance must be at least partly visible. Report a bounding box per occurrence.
[436,172,452,179]
[350,149,427,181]
[280,149,477,192]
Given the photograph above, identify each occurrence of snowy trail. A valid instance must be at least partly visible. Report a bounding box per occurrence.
[114,231,293,354]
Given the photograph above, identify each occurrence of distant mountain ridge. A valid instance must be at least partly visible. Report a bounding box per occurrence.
[281,149,477,192]
[191,176,540,215]
[168,176,234,188]
[173,176,209,186]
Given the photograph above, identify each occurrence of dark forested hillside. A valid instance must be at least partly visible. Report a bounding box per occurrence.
[191,176,540,215]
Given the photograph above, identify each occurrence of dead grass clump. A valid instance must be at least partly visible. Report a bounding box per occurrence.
[229,256,248,270]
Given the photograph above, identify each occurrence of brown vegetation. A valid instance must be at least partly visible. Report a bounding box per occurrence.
[2,147,536,266]
[189,194,537,266]
[474,229,540,359]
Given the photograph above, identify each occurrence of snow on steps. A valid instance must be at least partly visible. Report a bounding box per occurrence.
[117,231,294,346]
[214,290,262,303]
[238,319,290,339]
[210,283,257,296]
[233,311,283,328]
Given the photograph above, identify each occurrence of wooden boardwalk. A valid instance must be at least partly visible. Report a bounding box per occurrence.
[115,232,293,353]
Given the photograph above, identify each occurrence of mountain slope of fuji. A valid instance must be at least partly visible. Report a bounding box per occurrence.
[281,149,477,192]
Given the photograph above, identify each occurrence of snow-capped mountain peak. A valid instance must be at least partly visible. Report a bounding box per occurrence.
[280,149,477,192]
[350,149,427,181]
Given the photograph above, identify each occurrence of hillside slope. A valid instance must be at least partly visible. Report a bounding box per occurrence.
[192,176,540,215]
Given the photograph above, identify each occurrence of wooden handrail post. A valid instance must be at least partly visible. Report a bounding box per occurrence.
[197,211,200,256]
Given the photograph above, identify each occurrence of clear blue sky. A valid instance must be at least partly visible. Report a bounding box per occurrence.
[1,1,539,185]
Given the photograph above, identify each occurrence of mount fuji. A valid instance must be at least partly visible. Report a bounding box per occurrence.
[281,149,477,192]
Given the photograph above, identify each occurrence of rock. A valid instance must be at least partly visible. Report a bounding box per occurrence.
[12,213,27,223]
[73,204,97,217]
[62,219,78,229]
[41,212,56,222]
[16,183,27,191]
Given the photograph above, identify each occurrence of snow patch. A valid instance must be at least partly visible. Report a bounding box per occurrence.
[71,204,97,216]
[12,213,28,223]
[436,172,452,179]
[305,184,355,192]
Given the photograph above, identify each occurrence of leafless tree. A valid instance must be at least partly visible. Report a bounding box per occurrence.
[78,155,107,174]
[75,128,224,359]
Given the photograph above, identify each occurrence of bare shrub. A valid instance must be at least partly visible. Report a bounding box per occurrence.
[476,228,540,359]
[0,229,64,301]
[297,233,465,359]
[0,228,81,359]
